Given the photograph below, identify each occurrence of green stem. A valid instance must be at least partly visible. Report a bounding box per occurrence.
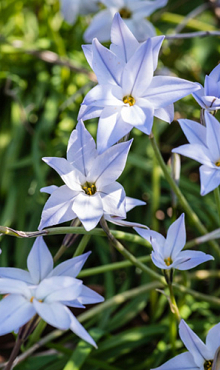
[99,217,165,284]
[78,255,151,277]
[214,187,220,225]
[0,226,150,247]
[149,134,220,256]
[168,283,181,322]
[73,234,91,257]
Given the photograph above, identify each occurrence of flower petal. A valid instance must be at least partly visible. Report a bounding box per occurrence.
[38,185,78,230]
[124,197,146,212]
[84,9,115,43]
[154,104,174,123]
[174,250,214,270]
[0,278,31,297]
[179,320,211,367]
[110,13,139,62]
[206,323,220,358]
[78,104,102,121]
[68,310,97,347]
[60,0,79,25]
[178,119,207,146]
[122,38,153,96]
[83,84,124,109]
[199,165,220,195]
[97,107,132,153]
[36,276,82,302]
[205,111,220,161]
[88,139,132,187]
[77,285,104,305]
[172,144,213,167]
[50,252,91,278]
[129,0,168,18]
[0,295,35,336]
[145,76,200,108]
[0,268,32,284]
[67,120,97,176]
[100,181,126,217]
[33,300,71,330]
[192,85,206,109]
[134,227,165,246]
[40,185,58,195]
[152,351,198,370]
[27,237,53,284]
[42,157,84,191]
[90,38,125,86]
[164,214,186,260]
[72,192,103,231]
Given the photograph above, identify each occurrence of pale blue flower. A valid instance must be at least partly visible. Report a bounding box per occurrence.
[193,63,220,111]
[60,0,99,25]
[173,111,220,196]
[0,237,104,347]
[84,0,168,43]
[152,319,220,370]
[79,14,200,153]
[135,214,214,270]
[39,120,132,231]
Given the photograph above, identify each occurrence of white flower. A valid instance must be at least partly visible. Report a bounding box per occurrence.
[39,120,132,231]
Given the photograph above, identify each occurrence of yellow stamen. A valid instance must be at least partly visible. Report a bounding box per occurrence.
[30,297,42,303]
[82,182,96,196]
[204,360,213,370]
[164,257,172,266]
[123,95,136,106]
[215,160,220,167]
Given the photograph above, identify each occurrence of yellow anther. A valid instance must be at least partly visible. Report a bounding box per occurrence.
[204,360,213,370]
[30,297,42,303]
[164,257,173,266]
[123,95,136,106]
[82,182,97,196]
[215,160,220,167]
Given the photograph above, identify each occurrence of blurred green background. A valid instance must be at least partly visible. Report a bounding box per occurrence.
[0,0,220,368]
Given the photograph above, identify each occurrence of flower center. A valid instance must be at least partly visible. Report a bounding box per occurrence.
[164,257,173,266]
[215,160,220,167]
[204,360,213,370]
[123,95,136,106]
[119,7,132,19]
[30,297,42,303]
[82,182,97,196]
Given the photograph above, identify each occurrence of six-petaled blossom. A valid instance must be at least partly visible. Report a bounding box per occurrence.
[38,119,132,231]
[173,111,220,195]
[0,237,104,347]
[84,0,168,43]
[152,319,220,370]
[60,0,99,25]
[79,14,200,153]
[135,213,214,270]
[193,63,220,111]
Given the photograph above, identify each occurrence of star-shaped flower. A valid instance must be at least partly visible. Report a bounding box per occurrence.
[0,237,104,347]
[173,111,220,195]
[193,63,220,111]
[39,120,132,231]
[79,14,200,153]
[152,319,220,370]
[135,214,213,271]
[84,0,168,42]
